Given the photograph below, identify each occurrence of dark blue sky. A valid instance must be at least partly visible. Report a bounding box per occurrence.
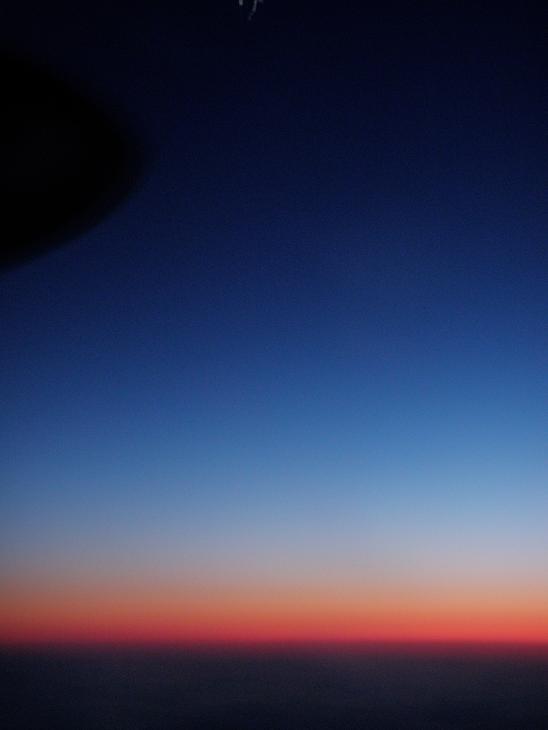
[1,1,547,641]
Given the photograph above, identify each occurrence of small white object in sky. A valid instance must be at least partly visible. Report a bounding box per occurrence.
[239,0,263,20]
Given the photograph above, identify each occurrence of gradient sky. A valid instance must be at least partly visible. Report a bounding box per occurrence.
[1,1,547,644]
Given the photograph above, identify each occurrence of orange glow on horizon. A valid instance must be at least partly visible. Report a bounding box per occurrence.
[2,576,547,647]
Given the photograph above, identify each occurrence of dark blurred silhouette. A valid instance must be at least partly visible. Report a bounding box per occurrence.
[0,52,142,269]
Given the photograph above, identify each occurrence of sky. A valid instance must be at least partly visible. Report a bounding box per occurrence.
[1,1,547,645]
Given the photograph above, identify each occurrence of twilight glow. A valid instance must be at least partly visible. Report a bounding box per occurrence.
[1,2,547,649]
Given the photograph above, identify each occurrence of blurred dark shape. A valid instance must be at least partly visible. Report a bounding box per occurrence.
[0,52,142,269]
